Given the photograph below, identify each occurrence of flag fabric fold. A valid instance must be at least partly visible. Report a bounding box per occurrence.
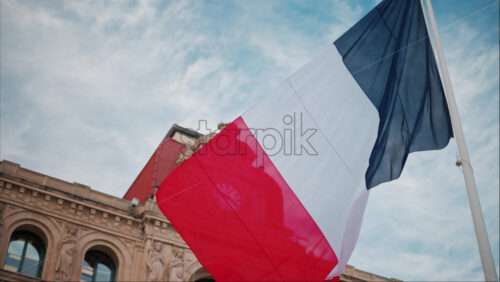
[334,0,453,189]
[156,0,453,280]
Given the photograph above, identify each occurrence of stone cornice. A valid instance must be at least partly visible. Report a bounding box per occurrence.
[0,175,137,221]
[0,177,142,240]
[0,161,131,212]
[0,161,190,249]
[0,176,189,249]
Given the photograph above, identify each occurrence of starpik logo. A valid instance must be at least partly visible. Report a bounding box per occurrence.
[176,113,318,163]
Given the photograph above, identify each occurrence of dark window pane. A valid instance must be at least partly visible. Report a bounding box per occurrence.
[3,239,25,272]
[81,260,94,281]
[81,251,115,282]
[7,239,25,256]
[20,243,40,277]
[95,263,112,281]
[3,232,45,278]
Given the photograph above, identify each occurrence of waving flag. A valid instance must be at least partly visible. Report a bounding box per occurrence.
[156,0,453,280]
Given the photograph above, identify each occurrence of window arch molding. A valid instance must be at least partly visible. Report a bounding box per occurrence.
[3,230,45,277]
[0,214,55,280]
[81,248,116,281]
[187,262,214,282]
[76,236,130,281]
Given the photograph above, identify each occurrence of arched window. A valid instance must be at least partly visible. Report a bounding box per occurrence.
[3,231,45,278]
[80,250,115,282]
[191,267,214,282]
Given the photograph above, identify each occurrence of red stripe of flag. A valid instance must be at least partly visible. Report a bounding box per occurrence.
[157,117,338,281]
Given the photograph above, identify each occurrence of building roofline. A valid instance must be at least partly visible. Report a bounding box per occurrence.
[0,160,133,213]
[164,124,202,140]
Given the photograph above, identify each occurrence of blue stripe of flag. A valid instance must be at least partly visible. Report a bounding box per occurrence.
[334,0,453,189]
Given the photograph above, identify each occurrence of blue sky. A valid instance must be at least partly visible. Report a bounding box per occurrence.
[1,0,498,280]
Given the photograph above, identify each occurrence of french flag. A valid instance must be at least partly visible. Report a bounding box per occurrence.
[156,0,453,280]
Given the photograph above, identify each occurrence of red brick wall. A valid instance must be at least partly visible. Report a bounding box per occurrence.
[124,138,187,203]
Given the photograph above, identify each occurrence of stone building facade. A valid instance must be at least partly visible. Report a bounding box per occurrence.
[0,124,400,282]
[0,160,212,281]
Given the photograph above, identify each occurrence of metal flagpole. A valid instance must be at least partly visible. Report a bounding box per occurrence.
[421,0,499,281]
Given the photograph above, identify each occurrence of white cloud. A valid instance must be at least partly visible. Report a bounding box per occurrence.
[328,0,364,39]
[0,0,498,280]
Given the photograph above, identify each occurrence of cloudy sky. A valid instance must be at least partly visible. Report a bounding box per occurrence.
[1,0,498,280]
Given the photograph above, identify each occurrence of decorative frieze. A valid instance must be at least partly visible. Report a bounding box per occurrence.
[0,161,216,282]
[0,178,148,237]
[114,215,121,228]
[5,182,11,197]
[77,204,84,217]
[44,194,51,206]
[146,239,166,281]
[90,208,96,222]
[0,173,187,254]
[169,246,185,281]
[102,212,109,226]
[57,198,64,210]
[55,224,79,281]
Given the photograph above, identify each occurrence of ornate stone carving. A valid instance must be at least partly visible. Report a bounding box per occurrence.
[146,240,166,281]
[55,224,79,280]
[176,123,227,166]
[169,246,185,281]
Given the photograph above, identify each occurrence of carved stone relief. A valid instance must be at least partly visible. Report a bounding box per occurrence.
[169,246,185,281]
[0,165,215,282]
[55,224,79,280]
[146,239,166,281]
